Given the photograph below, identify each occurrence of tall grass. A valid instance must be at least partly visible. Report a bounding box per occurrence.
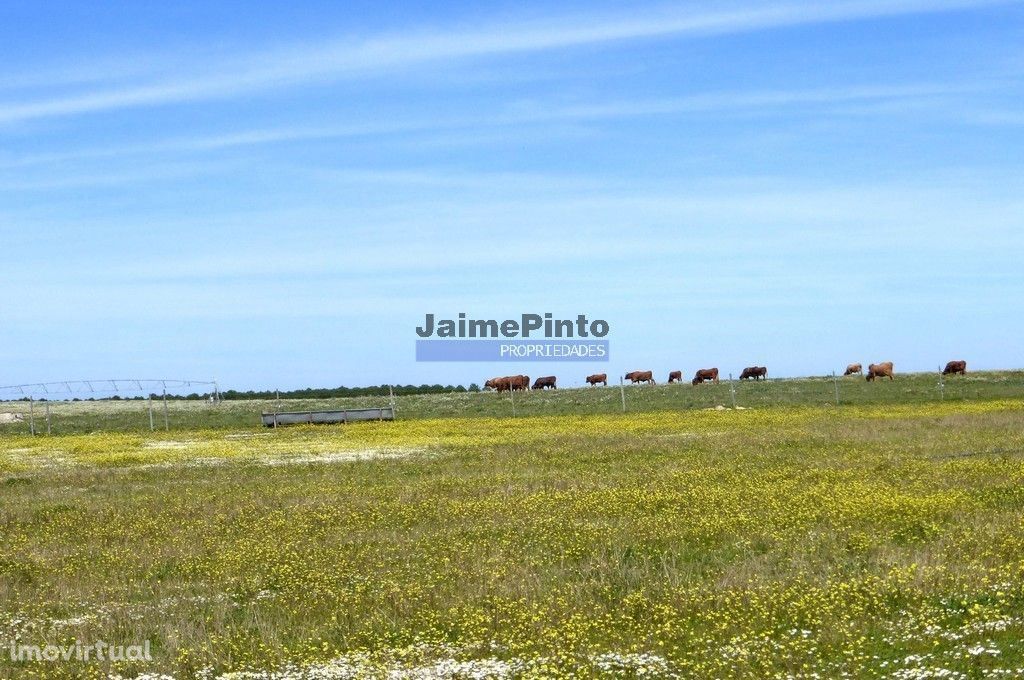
[1,401,1024,677]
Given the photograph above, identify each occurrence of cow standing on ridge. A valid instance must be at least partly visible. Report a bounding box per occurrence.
[942,360,967,375]
[532,376,557,390]
[692,368,719,385]
[624,371,655,385]
[866,362,894,381]
[485,375,530,391]
[484,377,512,392]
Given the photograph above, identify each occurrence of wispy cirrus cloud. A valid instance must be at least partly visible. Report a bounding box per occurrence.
[0,0,1017,126]
[528,81,996,118]
[0,79,1003,170]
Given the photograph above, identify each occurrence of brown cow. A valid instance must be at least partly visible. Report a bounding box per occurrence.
[692,368,719,385]
[843,363,862,376]
[510,375,530,391]
[739,366,767,380]
[484,376,512,392]
[668,370,683,383]
[624,370,655,385]
[866,362,894,381]
[532,376,557,390]
[942,360,967,375]
[586,373,608,386]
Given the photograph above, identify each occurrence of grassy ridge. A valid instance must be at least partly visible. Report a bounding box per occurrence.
[1,370,1022,435]
[1,401,1024,677]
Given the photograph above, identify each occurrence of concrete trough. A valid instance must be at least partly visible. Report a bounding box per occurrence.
[261,407,394,427]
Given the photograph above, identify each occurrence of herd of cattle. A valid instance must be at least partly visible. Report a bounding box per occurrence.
[484,360,968,391]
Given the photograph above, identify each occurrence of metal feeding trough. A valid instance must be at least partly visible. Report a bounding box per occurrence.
[261,407,394,427]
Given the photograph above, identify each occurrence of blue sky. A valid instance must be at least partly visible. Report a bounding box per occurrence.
[1,0,1022,392]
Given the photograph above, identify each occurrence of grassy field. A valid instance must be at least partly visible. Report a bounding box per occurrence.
[1,370,1023,434]
[2,393,1024,678]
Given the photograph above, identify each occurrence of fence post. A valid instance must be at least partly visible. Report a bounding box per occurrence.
[274,389,280,428]
[619,376,626,413]
[938,366,945,401]
[509,382,516,417]
[29,397,35,435]
[729,373,737,409]
[162,389,170,431]
[389,385,396,414]
[832,371,840,406]
[45,401,51,435]
[148,396,155,432]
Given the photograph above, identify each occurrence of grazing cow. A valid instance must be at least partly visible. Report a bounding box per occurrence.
[866,362,894,381]
[668,370,683,383]
[586,373,608,386]
[624,370,655,385]
[692,368,719,385]
[739,366,767,380]
[942,360,967,376]
[844,363,863,376]
[510,375,530,391]
[532,376,557,390]
[484,376,512,392]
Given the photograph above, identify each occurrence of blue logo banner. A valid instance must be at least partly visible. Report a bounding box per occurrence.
[416,340,609,362]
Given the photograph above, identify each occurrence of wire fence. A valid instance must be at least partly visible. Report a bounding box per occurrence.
[0,379,219,435]
[1,370,1022,435]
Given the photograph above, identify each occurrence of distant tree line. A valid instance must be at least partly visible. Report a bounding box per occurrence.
[218,384,481,400]
[5,384,482,402]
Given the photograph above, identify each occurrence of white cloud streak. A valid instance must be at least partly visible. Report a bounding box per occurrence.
[0,79,1000,172]
[0,0,1015,125]
[6,177,1017,281]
